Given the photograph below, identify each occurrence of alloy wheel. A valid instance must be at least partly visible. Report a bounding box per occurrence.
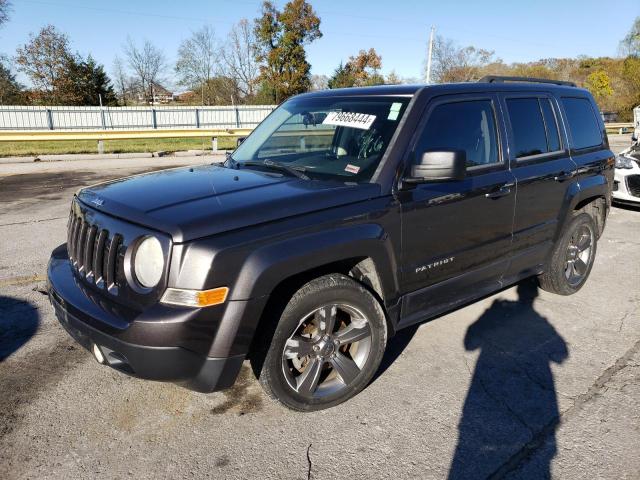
[281,303,373,398]
[564,223,594,286]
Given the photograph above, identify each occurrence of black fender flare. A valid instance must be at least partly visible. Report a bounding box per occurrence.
[229,223,400,306]
[555,174,608,241]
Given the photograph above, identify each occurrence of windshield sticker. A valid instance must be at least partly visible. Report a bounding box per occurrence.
[345,164,361,174]
[388,102,402,121]
[323,111,376,130]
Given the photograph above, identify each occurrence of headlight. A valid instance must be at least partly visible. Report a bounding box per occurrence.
[133,236,164,288]
[615,155,634,169]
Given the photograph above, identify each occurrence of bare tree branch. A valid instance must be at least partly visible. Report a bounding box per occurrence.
[175,25,218,104]
[124,37,167,104]
[429,35,496,83]
[219,19,260,98]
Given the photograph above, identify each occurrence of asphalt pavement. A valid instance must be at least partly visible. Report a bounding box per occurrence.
[0,141,639,479]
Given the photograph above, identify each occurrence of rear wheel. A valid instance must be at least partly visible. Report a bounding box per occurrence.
[538,212,597,295]
[253,274,387,411]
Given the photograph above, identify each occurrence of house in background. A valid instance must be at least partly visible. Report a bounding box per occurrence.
[135,83,174,105]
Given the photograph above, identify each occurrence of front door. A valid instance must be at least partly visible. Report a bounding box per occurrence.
[397,95,516,326]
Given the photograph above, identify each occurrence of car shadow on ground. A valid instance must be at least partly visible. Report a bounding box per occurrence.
[0,295,40,362]
[447,279,569,479]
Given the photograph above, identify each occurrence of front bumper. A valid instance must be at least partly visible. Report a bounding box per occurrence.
[47,244,259,393]
[613,166,640,206]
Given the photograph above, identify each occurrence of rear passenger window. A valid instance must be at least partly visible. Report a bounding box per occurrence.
[507,98,549,158]
[561,97,603,150]
[417,100,499,169]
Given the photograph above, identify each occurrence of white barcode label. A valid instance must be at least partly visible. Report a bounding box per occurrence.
[322,111,376,130]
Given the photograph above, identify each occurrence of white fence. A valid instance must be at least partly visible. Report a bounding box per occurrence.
[0,105,277,131]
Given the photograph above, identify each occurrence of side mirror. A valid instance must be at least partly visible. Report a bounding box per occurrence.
[237,137,246,147]
[632,134,638,143]
[406,150,466,183]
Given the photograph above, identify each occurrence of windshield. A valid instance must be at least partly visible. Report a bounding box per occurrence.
[230,95,411,183]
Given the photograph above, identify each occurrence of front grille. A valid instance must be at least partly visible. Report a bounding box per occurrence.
[67,212,124,292]
[626,175,640,198]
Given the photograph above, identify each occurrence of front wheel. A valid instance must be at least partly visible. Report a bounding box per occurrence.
[538,212,598,295]
[253,274,388,411]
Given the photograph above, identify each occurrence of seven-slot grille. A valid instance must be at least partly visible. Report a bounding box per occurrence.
[626,175,640,198]
[67,212,123,291]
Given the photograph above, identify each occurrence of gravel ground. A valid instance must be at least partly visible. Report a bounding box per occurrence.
[0,145,639,480]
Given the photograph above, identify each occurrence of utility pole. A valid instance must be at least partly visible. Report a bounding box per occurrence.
[426,26,435,84]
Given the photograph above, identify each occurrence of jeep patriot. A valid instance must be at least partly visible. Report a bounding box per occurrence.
[48,77,614,410]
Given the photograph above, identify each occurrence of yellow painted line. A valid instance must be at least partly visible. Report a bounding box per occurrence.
[0,274,47,287]
[0,128,254,142]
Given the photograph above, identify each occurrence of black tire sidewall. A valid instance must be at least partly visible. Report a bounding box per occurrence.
[259,274,387,411]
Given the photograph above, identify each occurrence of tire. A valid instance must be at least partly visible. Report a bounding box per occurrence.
[538,212,598,295]
[253,273,388,411]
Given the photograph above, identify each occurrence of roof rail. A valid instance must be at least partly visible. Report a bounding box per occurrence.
[478,75,577,87]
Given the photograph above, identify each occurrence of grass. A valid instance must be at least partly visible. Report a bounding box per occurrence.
[0,136,238,157]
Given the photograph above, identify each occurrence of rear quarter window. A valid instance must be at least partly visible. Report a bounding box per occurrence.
[561,97,603,150]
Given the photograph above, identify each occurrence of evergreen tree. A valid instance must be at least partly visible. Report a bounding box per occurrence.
[69,55,118,106]
[0,57,23,104]
[254,0,321,103]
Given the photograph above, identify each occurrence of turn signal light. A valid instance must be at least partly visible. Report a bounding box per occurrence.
[161,287,229,307]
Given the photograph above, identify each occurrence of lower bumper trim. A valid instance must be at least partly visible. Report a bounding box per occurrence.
[50,282,244,393]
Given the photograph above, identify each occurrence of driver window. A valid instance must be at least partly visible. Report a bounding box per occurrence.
[416,100,500,169]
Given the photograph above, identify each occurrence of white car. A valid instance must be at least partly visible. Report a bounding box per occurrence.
[613,143,640,206]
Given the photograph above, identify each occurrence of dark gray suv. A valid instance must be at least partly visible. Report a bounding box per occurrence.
[48,77,613,410]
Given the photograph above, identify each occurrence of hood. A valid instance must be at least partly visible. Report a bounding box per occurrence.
[77,164,381,242]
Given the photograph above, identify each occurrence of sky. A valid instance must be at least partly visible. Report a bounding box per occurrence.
[1,0,638,88]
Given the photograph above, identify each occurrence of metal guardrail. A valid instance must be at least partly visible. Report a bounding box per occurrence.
[606,123,633,129]
[0,105,276,131]
[0,128,254,142]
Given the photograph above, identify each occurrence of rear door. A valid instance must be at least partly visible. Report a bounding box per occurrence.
[500,93,577,280]
[397,94,516,326]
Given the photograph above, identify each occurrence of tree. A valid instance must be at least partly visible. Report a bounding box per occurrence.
[15,25,116,105]
[385,70,402,85]
[112,55,134,105]
[254,0,322,103]
[430,35,495,83]
[69,55,117,106]
[328,48,384,88]
[620,17,640,57]
[220,19,260,99]
[15,25,77,104]
[327,62,354,89]
[347,48,383,86]
[124,37,166,104]
[0,0,10,28]
[0,56,23,104]
[201,76,241,105]
[175,26,218,104]
[310,74,328,91]
[586,70,613,100]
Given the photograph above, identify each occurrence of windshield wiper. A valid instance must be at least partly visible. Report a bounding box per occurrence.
[241,159,310,180]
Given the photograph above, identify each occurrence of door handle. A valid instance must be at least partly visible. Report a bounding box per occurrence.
[485,184,513,199]
[554,171,575,182]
